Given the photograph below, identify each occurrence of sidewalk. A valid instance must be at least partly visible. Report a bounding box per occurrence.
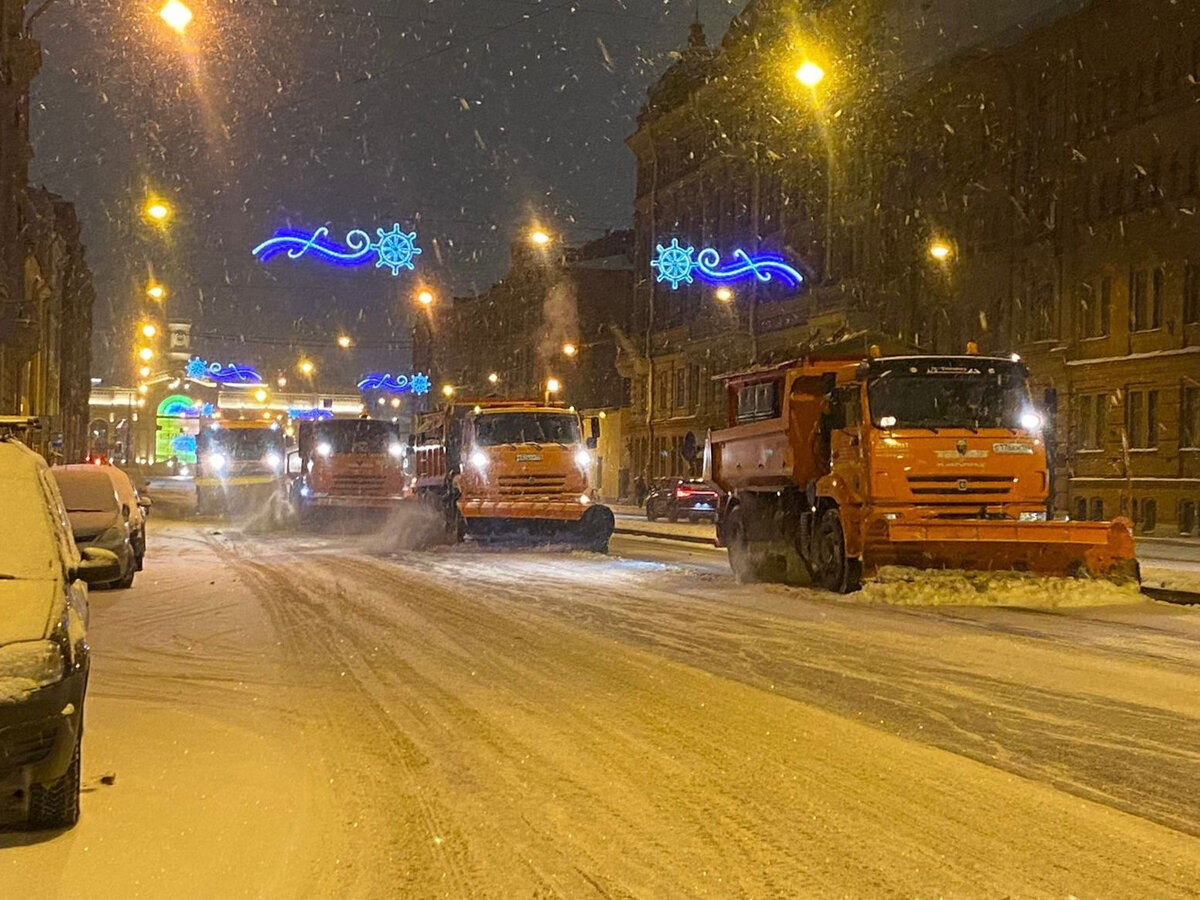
[611,505,717,545]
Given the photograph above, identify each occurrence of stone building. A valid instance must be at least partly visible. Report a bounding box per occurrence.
[1,1,96,461]
[627,0,1200,534]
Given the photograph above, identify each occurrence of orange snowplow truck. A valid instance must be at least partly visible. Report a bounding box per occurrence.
[705,349,1139,592]
[411,399,615,552]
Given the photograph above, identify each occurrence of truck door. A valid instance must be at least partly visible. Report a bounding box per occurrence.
[827,384,864,503]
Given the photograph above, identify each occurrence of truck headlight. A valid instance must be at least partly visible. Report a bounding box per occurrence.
[388,443,404,460]
[469,449,488,471]
[1019,411,1043,432]
[316,441,333,458]
[575,450,592,469]
[1019,511,1047,522]
[265,452,282,471]
[208,452,227,472]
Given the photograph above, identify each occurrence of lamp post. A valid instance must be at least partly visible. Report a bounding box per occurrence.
[793,59,834,284]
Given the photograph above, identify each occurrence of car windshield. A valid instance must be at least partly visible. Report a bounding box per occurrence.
[197,428,285,460]
[474,413,582,446]
[54,471,118,513]
[311,420,396,454]
[867,362,1032,431]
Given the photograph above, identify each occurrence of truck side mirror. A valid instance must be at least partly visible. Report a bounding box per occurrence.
[589,416,601,441]
[407,433,417,448]
[586,436,598,449]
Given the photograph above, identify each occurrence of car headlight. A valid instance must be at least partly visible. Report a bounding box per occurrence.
[1019,511,1048,522]
[388,443,404,460]
[1019,411,1043,432]
[208,452,227,472]
[265,452,282,471]
[469,449,489,471]
[575,450,592,469]
[316,441,333,458]
[0,640,65,695]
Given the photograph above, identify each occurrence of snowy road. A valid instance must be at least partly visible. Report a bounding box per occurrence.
[4,516,1200,898]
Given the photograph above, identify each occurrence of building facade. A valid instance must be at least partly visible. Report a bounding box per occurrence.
[1,1,96,462]
[628,0,1200,535]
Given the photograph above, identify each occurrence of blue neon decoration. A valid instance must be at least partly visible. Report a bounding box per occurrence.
[288,408,335,421]
[651,238,804,291]
[252,223,421,276]
[356,372,431,396]
[185,357,264,385]
[170,434,197,456]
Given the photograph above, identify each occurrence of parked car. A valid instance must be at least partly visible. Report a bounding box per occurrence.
[645,477,721,523]
[52,466,139,589]
[0,438,121,829]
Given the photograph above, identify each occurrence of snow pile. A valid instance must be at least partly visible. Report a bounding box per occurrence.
[859,567,1142,608]
[365,504,454,553]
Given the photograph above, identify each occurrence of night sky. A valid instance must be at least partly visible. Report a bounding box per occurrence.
[29,0,739,385]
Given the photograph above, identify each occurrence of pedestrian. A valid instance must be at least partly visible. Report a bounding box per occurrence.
[634,473,647,507]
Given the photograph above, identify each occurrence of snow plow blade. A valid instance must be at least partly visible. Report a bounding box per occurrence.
[873,517,1138,582]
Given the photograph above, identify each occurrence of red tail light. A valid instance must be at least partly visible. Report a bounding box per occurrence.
[675,487,692,498]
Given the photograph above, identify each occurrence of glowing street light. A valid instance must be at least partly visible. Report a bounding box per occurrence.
[254,388,268,403]
[561,342,577,358]
[159,1,193,35]
[715,287,734,302]
[276,375,288,388]
[417,289,435,307]
[146,283,166,301]
[137,384,149,395]
[795,60,826,88]
[487,372,499,385]
[138,347,154,362]
[337,335,352,349]
[144,200,172,223]
[928,239,954,262]
[138,365,152,378]
[441,384,455,398]
[530,229,551,246]
[298,359,315,376]
[140,323,157,339]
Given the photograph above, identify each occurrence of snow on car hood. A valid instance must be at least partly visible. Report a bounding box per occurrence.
[0,579,59,646]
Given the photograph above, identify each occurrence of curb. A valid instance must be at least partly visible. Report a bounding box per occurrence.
[613,526,718,547]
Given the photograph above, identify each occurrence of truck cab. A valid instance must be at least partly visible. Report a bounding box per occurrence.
[292,418,408,525]
[194,420,287,515]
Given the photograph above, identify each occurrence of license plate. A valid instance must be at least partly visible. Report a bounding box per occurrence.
[516,453,542,462]
[693,503,713,510]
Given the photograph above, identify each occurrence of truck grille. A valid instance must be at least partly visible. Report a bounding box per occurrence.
[332,474,388,495]
[496,474,568,496]
[906,474,1015,496]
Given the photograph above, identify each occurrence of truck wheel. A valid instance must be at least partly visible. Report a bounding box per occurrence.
[28,731,81,830]
[580,505,615,553]
[725,506,786,584]
[667,509,679,523]
[812,508,862,593]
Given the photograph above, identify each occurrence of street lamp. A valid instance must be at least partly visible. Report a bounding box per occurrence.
[138,347,154,362]
[138,365,152,378]
[530,229,551,246]
[441,384,455,398]
[254,389,268,404]
[337,335,352,349]
[715,287,734,302]
[146,283,166,301]
[561,342,577,358]
[928,239,954,262]
[144,199,172,223]
[487,372,499,385]
[298,359,315,377]
[159,0,193,34]
[417,289,435,307]
[276,375,288,388]
[794,61,826,88]
[140,323,157,339]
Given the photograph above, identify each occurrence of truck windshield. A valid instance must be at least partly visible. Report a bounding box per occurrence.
[867,362,1032,430]
[197,428,285,460]
[310,420,396,454]
[474,413,582,446]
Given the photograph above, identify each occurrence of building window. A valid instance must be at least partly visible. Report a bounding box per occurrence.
[736,381,781,424]
[1126,389,1159,448]
[1185,263,1200,325]
[1130,267,1162,332]
[1140,498,1157,534]
[1180,500,1197,536]
[1182,385,1200,448]
[1073,496,1087,521]
[674,369,686,409]
[1089,497,1104,522]
[1075,393,1106,450]
[1077,278,1111,338]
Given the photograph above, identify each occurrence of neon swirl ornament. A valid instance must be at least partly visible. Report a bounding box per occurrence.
[252,224,421,277]
[185,356,264,385]
[651,238,804,291]
[289,408,335,421]
[357,372,432,396]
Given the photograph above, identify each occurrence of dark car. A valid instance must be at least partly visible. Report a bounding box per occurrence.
[645,477,720,523]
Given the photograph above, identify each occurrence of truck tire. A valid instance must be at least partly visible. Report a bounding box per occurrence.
[811,508,862,593]
[28,732,81,830]
[580,505,615,553]
[725,505,786,584]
